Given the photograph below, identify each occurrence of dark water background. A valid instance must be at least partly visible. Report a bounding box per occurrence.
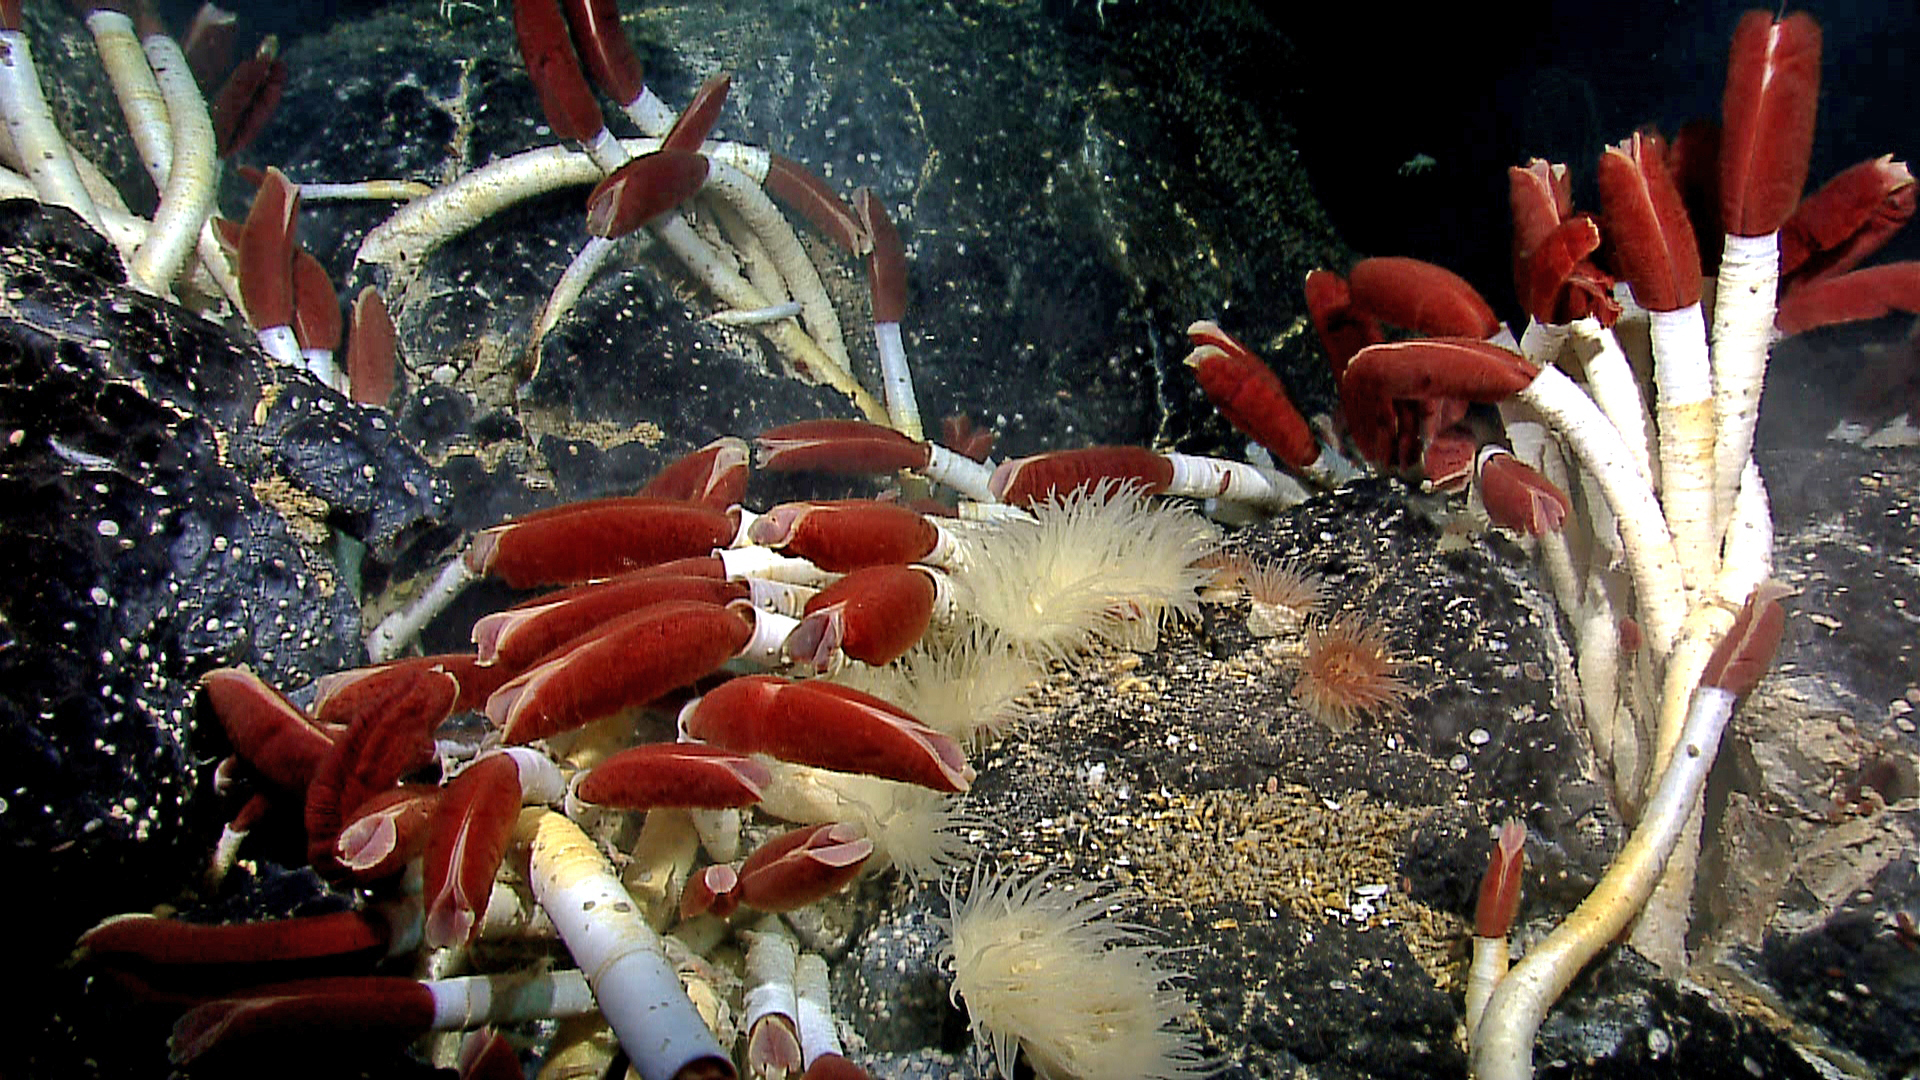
[160,0,1920,329]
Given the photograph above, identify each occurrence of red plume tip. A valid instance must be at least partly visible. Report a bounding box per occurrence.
[560,0,645,105]
[766,154,871,255]
[290,250,341,354]
[1719,11,1822,237]
[1476,447,1573,536]
[1597,132,1702,312]
[1473,820,1527,938]
[857,189,908,324]
[211,36,286,158]
[585,150,710,239]
[513,0,607,144]
[662,72,731,156]
[1780,155,1917,283]
[237,166,299,329]
[346,287,398,406]
[1347,256,1501,340]
[1702,582,1790,695]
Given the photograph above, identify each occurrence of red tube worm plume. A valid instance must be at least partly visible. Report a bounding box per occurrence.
[787,563,938,669]
[575,742,772,810]
[181,4,238,91]
[441,646,531,710]
[1598,132,1703,312]
[803,1054,877,1080]
[1774,263,1920,336]
[560,0,644,106]
[856,188,909,324]
[1474,819,1527,939]
[681,863,741,919]
[512,0,605,144]
[290,250,341,354]
[1338,339,1539,467]
[1719,11,1821,237]
[335,784,438,879]
[754,418,930,474]
[1290,614,1411,732]
[312,653,500,721]
[941,414,995,462]
[210,35,286,158]
[310,660,457,740]
[423,754,523,949]
[1664,120,1726,266]
[989,445,1174,507]
[1346,256,1501,339]
[1618,616,1645,655]
[584,149,711,238]
[1421,425,1477,494]
[485,599,754,744]
[345,287,397,406]
[748,500,940,572]
[1475,446,1573,536]
[767,154,870,254]
[200,667,334,792]
[170,976,438,1066]
[1510,159,1573,276]
[1702,581,1789,696]
[458,1028,523,1080]
[300,669,454,872]
[78,908,392,973]
[736,822,875,912]
[661,71,731,155]
[463,495,738,589]
[238,166,299,330]
[1302,267,1383,384]
[472,573,746,670]
[1183,320,1319,470]
[640,436,751,507]
[1509,159,1618,326]
[1780,155,1917,284]
[685,675,975,792]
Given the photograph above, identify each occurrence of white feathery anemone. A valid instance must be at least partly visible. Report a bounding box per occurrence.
[831,628,1042,749]
[754,762,980,884]
[955,484,1219,657]
[937,866,1211,1080]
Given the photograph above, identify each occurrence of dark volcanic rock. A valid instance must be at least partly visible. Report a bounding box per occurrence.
[0,201,445,1076]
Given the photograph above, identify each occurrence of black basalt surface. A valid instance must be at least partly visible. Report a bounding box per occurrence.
[0,201,446,1075]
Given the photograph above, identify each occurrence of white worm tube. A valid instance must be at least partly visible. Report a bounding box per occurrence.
[1516,364,1686,655]
[518,809,729,1080]
[0,29,100,226]
[1710,232,1780,533]
[425,970,597,1029]
[366,554,478,662]
[1471,683,1740,1080]
[82,10,171,186]
[131,28,217,294]
[1647,302,1716,590]
[794,953,843,1065]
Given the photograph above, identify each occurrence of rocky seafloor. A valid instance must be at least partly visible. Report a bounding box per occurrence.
[4,1,1916,1076]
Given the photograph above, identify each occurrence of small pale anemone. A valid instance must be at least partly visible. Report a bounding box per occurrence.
[936,866,1211,1080]
[831,628,1042,750]
[955,483,1220,657]
[1290,613,1411,732]
[1192,551,1249,603]
[1241,556,1325,638]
